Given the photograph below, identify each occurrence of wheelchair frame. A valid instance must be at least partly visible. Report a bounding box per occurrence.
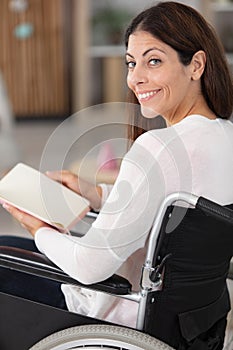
[0,192,233,349]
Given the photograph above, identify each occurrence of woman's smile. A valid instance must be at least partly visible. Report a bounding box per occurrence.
[137,89,161,102]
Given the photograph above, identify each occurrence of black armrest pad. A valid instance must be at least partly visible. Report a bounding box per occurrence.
[0,246,132,295]
[197,197,233,225]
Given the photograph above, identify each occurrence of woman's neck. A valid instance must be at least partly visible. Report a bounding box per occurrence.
[164,95,216,126]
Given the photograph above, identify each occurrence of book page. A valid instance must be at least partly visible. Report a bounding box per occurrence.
[0,163,90,232]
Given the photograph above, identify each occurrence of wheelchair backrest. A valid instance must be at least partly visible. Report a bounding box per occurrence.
[143,201,233,349]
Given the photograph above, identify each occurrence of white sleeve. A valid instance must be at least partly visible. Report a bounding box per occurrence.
[35,227,124,285]
[35,132,179,285]
[98,183,113,208]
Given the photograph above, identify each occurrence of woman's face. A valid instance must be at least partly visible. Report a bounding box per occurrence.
[126,31,196,123]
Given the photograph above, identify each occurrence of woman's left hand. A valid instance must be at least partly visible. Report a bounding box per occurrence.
[2,203,50,237]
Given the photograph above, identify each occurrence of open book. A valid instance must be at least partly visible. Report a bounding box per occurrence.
[0,163,90,232]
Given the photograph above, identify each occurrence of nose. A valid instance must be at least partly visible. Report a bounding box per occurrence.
[127,65,148,88]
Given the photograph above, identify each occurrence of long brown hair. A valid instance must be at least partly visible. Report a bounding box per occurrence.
[125,1,233,142]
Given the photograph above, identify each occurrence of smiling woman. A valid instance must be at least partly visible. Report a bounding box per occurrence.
[125,1,233,140]
[125,31,209,121]
[1,2,233,350]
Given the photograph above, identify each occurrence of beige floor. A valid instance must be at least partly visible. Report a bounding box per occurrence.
[0,120,61,238]
[0,119,232,348]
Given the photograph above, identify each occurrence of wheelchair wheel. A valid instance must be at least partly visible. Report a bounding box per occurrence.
[29,324,174,350]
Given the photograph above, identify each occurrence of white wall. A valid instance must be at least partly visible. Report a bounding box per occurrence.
[91,0,206,15]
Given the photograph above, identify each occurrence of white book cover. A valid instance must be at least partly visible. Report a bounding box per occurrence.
[0,163,90,232]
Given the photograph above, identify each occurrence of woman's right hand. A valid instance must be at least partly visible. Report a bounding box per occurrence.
[46,170,102,210]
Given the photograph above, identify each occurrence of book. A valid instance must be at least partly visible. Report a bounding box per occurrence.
[0,163,90,232]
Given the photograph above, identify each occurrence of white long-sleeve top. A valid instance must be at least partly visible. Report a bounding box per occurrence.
[35,115,233,327]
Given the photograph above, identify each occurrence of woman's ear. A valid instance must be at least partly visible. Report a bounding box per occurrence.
[190,50,206,80]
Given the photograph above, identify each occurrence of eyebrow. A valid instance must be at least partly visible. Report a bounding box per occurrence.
[126,47,166,58]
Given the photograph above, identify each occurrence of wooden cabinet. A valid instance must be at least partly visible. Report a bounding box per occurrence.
[0,0,71,118]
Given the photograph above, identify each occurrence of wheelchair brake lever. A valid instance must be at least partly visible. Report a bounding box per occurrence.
[150,253,172,283]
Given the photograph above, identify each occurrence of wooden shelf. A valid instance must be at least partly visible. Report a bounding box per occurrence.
[89,45,125,58]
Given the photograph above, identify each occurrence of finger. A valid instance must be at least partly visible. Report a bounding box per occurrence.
[2,203,24,221]
[3,204,28,225]
[46,170,78,189]
[3,203,40,227]
[2,203,49,236]
[46,170,73,184]
[45,170,63,182]
[3,204,30,230]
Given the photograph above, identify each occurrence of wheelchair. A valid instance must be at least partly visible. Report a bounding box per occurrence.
[0,191,233,350]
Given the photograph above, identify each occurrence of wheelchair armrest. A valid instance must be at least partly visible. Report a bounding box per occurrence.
[197,197,233,225]
[0,246,132,295]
